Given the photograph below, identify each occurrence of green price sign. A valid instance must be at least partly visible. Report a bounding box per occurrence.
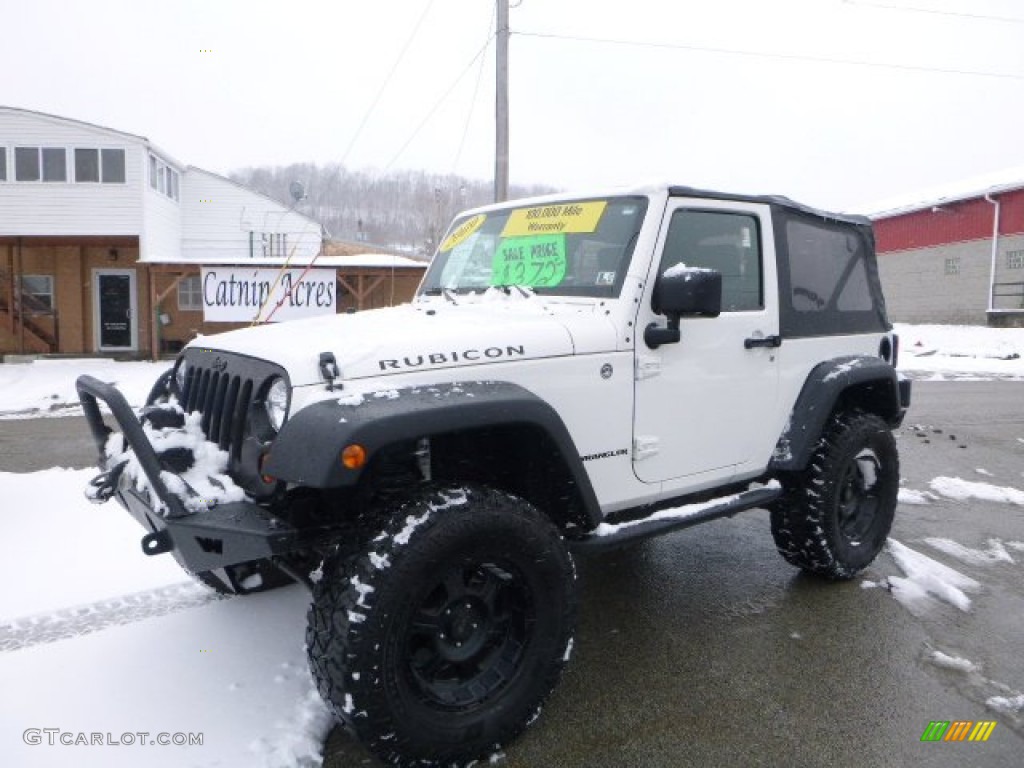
[492,235,567,287]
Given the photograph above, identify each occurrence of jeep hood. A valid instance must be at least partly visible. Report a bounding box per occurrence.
[187,302,613,387]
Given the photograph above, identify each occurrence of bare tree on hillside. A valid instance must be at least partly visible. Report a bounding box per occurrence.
[230,163,554,256]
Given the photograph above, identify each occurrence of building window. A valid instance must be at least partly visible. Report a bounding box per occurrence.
[20,275,54,311]
[177,275,203,311]
[15,147,40,180]
[0,147,6,181]
[944,257,960,276]
[1007,250,1024,270]
[14,147,67,182]
[75,148,100,182]
[149,154,179,201]
[75,148,126,183]
[42,148,67,181]
[250,232,290,259]
[101,149,125,183]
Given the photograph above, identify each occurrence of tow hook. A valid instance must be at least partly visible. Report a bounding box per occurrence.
[85,462,126,504]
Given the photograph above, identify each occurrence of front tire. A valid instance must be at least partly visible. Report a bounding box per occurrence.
[771,411,898,579]
[306,485,577,767]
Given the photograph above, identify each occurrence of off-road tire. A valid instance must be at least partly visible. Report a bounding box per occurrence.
[771,410,898,580]
[306,484,577,767]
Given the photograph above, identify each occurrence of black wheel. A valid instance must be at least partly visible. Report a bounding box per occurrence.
[306,485,577,766]
[771,411,898,580]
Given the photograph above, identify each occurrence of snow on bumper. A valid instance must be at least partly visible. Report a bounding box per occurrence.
[75,374,308,573]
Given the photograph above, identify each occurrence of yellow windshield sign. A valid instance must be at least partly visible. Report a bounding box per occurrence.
[440,214,486,252]
[501,201,607,237]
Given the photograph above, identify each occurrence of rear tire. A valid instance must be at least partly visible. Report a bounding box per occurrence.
[306,485,577,767]
[771,411,898,580]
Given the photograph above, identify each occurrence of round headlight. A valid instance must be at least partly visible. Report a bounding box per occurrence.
[265,377,289,431]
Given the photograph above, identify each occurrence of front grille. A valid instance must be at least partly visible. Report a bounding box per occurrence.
[178,350,286,462]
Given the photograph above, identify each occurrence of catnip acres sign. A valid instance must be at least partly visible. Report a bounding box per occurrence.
[201,268,336,322]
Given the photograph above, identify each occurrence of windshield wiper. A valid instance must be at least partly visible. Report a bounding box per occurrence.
[423,287,459,304]
[493,284,535,298]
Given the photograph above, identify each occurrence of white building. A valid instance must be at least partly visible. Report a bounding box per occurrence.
[1,105,324,357]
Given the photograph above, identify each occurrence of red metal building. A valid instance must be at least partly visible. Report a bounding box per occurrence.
[870,175,1024,326]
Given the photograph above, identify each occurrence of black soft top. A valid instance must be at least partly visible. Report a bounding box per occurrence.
[669,185,871,228]
[669,184,888,338]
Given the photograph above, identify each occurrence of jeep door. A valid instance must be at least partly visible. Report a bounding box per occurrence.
[632,199,780,486]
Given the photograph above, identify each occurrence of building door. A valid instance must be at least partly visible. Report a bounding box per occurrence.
[93,269,137,351]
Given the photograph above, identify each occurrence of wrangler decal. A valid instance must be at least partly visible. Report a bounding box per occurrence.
[580,448,628,462]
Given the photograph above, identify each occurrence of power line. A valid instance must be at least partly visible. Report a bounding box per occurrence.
[341,0,437,166]
[384,37,495,171]
[515,29,1024,81]
[842,0,1024,25]
[451,6,496,175]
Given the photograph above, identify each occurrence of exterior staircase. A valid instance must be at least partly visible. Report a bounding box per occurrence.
[0,267,59,354]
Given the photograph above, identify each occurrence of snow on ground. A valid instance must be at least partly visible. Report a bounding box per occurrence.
[986,694,1024,715]
[895,323,1024,380]
[929,476,1024,506]
[897,488,935,505]
[884,539,981,616]
[927,650,979,674]
[0,468,331,768]
[0,469,187,617]
[0,358,164,419]
[923,537,1015,567]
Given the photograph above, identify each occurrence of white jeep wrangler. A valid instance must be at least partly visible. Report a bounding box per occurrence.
[78,183,910,766]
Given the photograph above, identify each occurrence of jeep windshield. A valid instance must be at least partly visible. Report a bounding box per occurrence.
[419,196,647,299]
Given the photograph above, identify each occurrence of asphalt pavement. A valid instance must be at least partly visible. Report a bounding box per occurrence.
[3,382,1022,767]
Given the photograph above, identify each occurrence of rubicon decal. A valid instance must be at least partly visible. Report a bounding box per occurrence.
[379,345,526,371]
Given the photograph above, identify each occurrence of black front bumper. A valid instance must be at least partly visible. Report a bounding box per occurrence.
[76,374,311,573]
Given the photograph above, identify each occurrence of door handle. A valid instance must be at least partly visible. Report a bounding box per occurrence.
[744,335,782,349]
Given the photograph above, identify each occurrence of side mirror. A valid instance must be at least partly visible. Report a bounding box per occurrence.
[645,267,722,349]
[653,266,722,317]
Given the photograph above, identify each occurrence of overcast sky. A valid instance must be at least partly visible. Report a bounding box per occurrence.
[4,0,1022,211]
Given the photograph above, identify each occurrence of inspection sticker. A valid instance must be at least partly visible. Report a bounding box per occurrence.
[501,201,607,237]
[492,235,567,287]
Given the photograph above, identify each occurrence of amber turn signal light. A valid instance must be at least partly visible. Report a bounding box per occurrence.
[258,453,275,484]
[341,444,367,469]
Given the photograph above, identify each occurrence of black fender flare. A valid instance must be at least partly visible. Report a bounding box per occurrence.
[770,356,907,472]
[263,380,603,529]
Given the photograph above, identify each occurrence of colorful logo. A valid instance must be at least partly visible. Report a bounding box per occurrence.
[920,720,997,742]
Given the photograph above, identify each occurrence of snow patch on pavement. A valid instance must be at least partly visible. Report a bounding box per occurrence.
[927,650,978,674]
[885,539,980,615]
[929,476,1024,506]
[897,488,935,505]
[924,537,1015,566]
[986,694,1024,715]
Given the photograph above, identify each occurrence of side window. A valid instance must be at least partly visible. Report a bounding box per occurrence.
[786,220,873,313]
[659,209,762,311]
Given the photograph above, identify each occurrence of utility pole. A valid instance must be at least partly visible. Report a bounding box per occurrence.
[494,0,510,203]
